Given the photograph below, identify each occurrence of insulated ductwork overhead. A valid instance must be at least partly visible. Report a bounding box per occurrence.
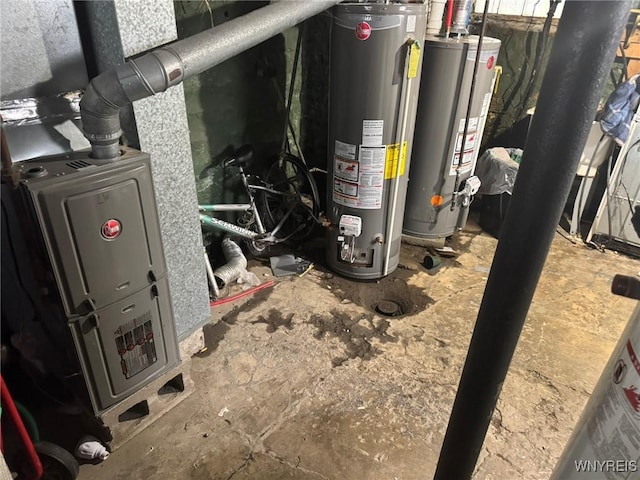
[80,0,341,159]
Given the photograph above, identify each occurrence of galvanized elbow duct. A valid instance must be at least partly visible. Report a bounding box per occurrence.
[80,49,184,159]
[80,0,340,159]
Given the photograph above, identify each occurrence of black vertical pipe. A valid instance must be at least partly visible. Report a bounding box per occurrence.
[433,2,631,480]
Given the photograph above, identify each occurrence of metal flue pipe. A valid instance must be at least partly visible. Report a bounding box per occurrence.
[80,0,340,159]
[450,0,472,36]
[433,2,631,479]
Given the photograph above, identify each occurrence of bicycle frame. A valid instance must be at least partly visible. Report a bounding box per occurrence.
[199,211,259,240]
[199,165,298,244]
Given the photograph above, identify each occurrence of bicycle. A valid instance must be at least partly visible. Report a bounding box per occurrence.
[198,144,321,257]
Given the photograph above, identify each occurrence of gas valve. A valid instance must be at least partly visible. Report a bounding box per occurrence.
[337,215,362,264]
[459,176,481,207]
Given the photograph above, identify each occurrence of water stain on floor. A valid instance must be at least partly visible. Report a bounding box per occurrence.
[251,309,294,333]
[199,322,230,356]
[199,288,275,356]
[308,309,397,367]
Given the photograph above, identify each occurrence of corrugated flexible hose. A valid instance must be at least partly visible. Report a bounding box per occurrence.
[213,237,248,287]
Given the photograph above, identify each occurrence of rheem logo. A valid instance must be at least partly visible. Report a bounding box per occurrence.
[355,22,371,41]
[101,219,122,240]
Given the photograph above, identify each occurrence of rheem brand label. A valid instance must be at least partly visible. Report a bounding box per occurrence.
[355,21,371,41]
[101,219,122,240]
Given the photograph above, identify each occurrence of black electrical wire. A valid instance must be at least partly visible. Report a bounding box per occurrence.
[514,0,560,122]
[487,29,533,140]
[620,180,637,216]
[487,1,559,141]
[556,226,578,244]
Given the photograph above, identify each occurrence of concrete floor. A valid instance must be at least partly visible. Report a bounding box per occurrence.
[80,220,640,480]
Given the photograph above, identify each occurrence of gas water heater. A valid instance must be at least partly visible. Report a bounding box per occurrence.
[327,1,427,280]
[403,35,501,240]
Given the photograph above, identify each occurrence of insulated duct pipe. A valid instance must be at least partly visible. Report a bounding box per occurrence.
[80,0,340,159]
[433,2,631,480]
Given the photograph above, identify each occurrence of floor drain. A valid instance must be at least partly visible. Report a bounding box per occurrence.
[374,300,403,317]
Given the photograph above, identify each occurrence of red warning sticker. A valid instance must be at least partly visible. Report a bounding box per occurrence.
[624,385,640,412]
[623,339,640,413]
[355,21,371,41]
[627,340,640,376]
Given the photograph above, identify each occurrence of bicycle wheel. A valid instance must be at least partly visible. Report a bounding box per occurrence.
[258,154,320,243]
[34,441,79,480]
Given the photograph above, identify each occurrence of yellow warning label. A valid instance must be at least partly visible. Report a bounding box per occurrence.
[408,42,421,79]
[385,142,408,179]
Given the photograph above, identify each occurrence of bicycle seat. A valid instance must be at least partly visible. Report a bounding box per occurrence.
[224,144,254,168]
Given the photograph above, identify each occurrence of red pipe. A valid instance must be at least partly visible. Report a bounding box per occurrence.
[210,280,275,307]
[1,376,43,480]
[445,0,454,36]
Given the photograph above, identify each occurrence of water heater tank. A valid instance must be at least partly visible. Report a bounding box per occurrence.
[403,35,501,240]
[327,1,428,280]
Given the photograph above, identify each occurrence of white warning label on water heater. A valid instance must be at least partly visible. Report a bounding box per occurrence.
[450,117,480,176]
[333,145,384,210]
[357,146,384,209]
[335,140,356,160]
[335,156,359,183]
[580,310,640,480]
[406,15,417,33]
[359,145,386,171]
[362,120,384,146]
[467,48,500,64]
[334,178,358,197]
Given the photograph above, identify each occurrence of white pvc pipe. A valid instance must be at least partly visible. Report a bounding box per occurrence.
[383,42,414,277]
[426,0,447,36]
[204,247,220,299]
